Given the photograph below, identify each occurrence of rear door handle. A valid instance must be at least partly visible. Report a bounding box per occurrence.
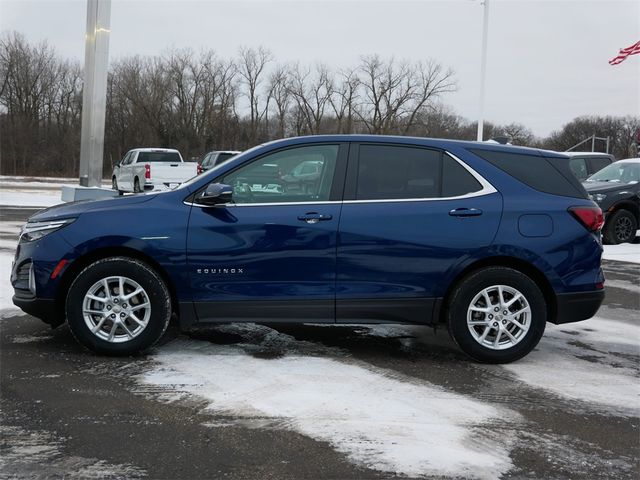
[297,212,333,224]
[449,207,483,217]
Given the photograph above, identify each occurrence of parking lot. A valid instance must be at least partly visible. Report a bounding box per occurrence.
[1,202,638,480]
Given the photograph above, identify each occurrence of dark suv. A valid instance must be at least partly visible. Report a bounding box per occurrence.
[566,152,614,181]
[199,150,240,172]
[583,158,640,244]
[11,136,605,363]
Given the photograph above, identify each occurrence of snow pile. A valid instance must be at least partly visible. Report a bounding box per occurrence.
[142,327,517,480]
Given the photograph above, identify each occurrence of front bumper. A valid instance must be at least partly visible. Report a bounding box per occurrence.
[552,289,605,324]
[12,295,63,327]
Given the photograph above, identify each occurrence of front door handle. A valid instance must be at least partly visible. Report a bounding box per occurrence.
[297,212,333,224]
[449,207,483,217]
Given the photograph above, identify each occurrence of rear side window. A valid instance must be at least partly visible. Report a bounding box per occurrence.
[356,145,483,200]
[589,156,612,173]
[137,152,181,163]
[469,149,588,199]
[215,153,236,165]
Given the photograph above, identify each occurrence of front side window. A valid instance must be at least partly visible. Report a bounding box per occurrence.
[222,145,338,204]
[356,145,482,200]
[201,153,212,167]
[569,158,589,180]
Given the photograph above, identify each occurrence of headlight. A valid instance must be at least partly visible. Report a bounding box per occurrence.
[19,218,75,243]
[591,193,607,203]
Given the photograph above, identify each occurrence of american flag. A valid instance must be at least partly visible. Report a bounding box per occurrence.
[609,40,640,65]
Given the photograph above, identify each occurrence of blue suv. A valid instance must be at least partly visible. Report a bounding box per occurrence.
[11,136,605,363]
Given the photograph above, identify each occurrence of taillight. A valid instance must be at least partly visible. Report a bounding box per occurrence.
[197,164,203,175]
[144,164,151,179]
[568,206,604,232]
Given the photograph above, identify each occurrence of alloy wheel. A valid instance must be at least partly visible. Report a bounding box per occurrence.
[82,276,151,343]
[466,285,531,350]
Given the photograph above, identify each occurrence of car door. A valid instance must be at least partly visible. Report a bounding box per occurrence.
[186,143,348,323]
[336,143,502,324]
[120,151,136,190]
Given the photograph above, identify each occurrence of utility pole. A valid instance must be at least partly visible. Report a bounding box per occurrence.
[476,0,490,142]
[79,0,111,187]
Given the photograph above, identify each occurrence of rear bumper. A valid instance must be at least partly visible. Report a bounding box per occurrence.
[552,289,605,324]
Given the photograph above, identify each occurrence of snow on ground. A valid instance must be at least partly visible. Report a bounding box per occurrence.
[503,319,640,416]
[602,241,640,263]
[142,326,517,480]
[0,422,145,479]
[0,253,17,312]
[0,189,63,208]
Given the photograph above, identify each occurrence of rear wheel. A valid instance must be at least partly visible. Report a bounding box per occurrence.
[66,257,171,356]
[603,209,637,244]
[133,177,142,193]
[446,267,546,363]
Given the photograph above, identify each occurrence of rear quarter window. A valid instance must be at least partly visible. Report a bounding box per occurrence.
[137,152,182,163]
[469,149,588,199]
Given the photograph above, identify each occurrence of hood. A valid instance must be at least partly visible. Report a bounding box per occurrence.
[582,181,633,194]
[28,193,158,222]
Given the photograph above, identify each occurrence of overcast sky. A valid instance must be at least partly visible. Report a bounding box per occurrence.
[1,0,638,136]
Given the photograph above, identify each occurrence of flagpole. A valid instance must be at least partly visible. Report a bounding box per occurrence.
[477,0,490,142]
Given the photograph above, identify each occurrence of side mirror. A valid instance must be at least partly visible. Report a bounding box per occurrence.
[199,183,233,206]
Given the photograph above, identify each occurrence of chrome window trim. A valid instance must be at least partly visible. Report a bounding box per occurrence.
[345,151,497,203]
[185,150,497,208]
[184,200,341,208]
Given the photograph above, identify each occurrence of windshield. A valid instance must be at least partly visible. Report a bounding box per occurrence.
[587,162,640,183]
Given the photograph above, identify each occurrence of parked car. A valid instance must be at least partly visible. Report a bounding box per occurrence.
[564,152,615,181]
[112,148,198,193]
[281,160,323,193]
[12,135,605,363]
[199,150,241,172]
[583,158,640,244]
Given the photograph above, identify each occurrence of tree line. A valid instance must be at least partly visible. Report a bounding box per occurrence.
[1,32,638,177]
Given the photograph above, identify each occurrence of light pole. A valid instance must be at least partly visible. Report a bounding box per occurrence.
[476,0,490,142]
[79,0,111,187]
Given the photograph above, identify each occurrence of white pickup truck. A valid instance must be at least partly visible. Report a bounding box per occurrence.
[112,148,200,194]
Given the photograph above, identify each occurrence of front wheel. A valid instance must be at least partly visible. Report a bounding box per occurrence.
[603,209,637,244]
[446,267,546,363]
[66,257,172,355]
[112,177,123,196]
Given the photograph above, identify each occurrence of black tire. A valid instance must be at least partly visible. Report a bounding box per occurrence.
[603,209,637,245]
[133,177,142,193]
[66,257,172,356]
[112,177,123,196]
[446,267,547,364]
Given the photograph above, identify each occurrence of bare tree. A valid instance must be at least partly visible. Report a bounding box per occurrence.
[287,63,333,135]
[237,46,273,143]
[356,55,456,135]
[329,68,360,134]
[266,64,292,139]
